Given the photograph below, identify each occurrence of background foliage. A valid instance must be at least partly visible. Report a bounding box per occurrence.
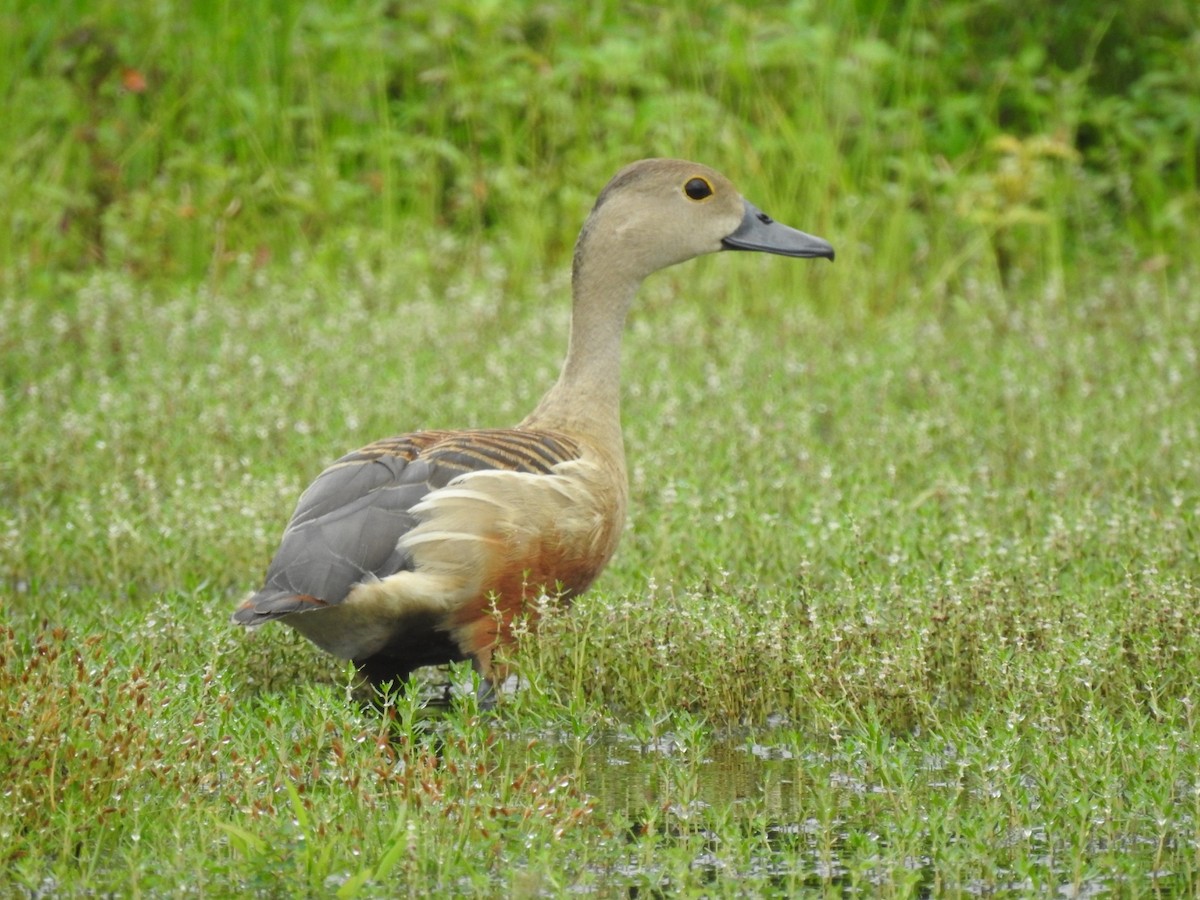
[2,0,1196,290]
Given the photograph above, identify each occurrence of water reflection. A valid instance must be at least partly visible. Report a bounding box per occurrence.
[562,728,815,821]
[385,680,1188,897]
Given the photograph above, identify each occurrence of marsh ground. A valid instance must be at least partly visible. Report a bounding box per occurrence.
[3,1,1198,895]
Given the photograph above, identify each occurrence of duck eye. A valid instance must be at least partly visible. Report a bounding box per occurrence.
[683,177,713,200]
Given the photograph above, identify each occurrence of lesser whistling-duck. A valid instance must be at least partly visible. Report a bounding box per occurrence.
[233,158,833,700]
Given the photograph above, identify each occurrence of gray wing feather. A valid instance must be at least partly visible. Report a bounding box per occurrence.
[233,429,583,625]
[234,454,442,623]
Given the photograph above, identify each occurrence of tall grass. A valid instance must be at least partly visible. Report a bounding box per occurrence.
[2,1,1195,291]
[2,0,1199,895]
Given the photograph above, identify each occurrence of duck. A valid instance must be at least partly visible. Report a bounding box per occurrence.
[232,158,833,700]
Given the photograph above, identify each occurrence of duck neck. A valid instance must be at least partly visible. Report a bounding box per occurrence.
[520,254,641,453]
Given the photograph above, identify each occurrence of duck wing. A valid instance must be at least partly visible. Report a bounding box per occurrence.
[231,428,582,625]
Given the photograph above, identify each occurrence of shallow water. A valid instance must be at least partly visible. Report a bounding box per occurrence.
[407,679,1190,897]
[560,728,813,818]
[584,731,1183,896]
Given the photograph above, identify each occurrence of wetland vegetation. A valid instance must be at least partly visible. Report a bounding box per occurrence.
[2,0,1198,895]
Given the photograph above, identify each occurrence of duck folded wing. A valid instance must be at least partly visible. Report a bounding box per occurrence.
[232,449,438,624]
[232,428,586,626]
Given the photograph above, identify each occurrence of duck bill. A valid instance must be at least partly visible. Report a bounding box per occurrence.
[721,199,834,260]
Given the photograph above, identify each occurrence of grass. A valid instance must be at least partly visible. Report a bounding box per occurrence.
[3,0,1200,896]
